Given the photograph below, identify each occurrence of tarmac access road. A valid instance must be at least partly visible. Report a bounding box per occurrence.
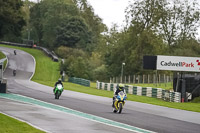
[0,46,200,133]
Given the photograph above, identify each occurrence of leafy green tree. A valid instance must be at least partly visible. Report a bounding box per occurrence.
[93,65,109,82]
[29,2,43,45]
[172,38,200,57]
[0,0,26,41]
[56,46,87,59]
[103,0,167,77]
[63,56,92,80]
[30,0,79,48]
[74,0,107,52]
[55,16,92,49]
[158,0,200,49]
[126,0,200,48]
[125,0,162,32]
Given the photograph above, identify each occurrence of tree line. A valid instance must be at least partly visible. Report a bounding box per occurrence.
[1,0,200,82]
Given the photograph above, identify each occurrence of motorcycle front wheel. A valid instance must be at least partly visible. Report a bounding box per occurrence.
[118,102,123,113]
[55,92,59,99]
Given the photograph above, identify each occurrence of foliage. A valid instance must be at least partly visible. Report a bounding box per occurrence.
[29,0,106,52]
[172,38,200,57]
[104,24,166,77]
[93,65,109,82]
[29,0,79,48]
[57,46,108,81]
[101,0,200,79]
[191,97,200,103]
[68,56,92,79]
[125,0,200,48]
[57,46,91,79]
[55,16,92,50]
[56,46,87,58]
[0,0,26,42]
[74,0,107,52]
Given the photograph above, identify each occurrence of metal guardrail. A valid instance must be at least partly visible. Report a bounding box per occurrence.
[0,41,32,48]
[0,41,59,62]
[36,46,58,62]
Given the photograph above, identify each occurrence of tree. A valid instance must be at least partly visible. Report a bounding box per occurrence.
[0,0,26,41]
[158,0,200,48]
[29,2,43,45]
[126,0,200,48]
[55,16,92,49]
[29,0,79,48]
[125,0,162,32]
[63,56,92,80]
[74,0,107,52]
[103,0,167,76]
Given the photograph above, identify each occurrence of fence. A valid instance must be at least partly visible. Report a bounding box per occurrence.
[96,81,182,102]
[0,41,32,48]
[68,77,90,87]
[36,46,58,62]
[0,41,59,62]
[110,74,173,84]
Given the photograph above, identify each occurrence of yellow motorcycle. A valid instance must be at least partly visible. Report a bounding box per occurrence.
[113,91,127,113]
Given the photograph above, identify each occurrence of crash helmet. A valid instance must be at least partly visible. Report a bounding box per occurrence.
[118,83,124,90]
[58,78,62,82]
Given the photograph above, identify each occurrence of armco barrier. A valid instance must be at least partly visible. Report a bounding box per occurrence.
[0,41,32,48]
[0,41,58,62]
[36,46,58,62]
[96,81,182,102]
[68,77,90,87]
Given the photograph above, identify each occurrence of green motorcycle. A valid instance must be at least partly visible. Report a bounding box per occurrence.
[54,84,63,99]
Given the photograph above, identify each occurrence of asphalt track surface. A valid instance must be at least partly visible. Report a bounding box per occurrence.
[0,46,200,133]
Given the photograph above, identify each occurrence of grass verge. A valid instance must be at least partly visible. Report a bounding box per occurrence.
[0,113,45,133]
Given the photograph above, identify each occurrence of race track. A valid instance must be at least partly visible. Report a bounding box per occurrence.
[0,46,200,133]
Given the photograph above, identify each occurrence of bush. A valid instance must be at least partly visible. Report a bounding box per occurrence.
[191,97,200,103]
[56,46,87,58]
[58,46,109,81]
[93,65,109,82]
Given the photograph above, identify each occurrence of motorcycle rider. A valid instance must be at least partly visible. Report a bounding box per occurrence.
[14,50,16,55]
[112,83,126,107]
[54,79,63,92]
[13,69,16,76]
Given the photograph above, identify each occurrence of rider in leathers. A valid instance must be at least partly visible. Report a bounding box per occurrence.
[53,79,63,92]
[112,83,126,107]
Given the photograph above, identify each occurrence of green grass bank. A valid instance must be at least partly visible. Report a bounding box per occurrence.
[0,113,45,133]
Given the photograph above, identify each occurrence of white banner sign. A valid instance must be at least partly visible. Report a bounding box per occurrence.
[157,55,200,72]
